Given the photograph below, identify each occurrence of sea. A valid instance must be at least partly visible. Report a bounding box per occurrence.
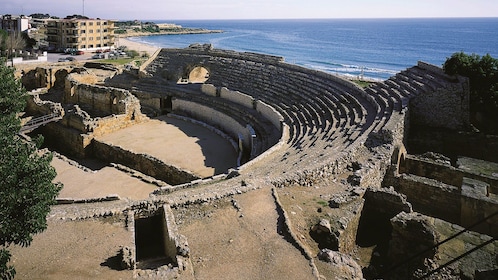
[128,18,498,81]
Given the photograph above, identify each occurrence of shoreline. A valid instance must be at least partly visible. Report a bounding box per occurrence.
[117,29,223,56]
[118,29,223,38]
[118,37,161,56]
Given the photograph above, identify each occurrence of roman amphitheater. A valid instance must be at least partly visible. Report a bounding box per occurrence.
[11,44,497,279]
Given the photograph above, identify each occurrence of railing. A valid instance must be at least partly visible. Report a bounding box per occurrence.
[20,113,63,134]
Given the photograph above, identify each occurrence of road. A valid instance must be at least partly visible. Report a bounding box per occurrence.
[47,51,105,63]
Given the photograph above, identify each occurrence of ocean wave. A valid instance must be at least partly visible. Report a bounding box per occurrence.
[301,61,399,80]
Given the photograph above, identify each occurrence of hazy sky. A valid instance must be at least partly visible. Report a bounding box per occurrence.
[2,0,497,20]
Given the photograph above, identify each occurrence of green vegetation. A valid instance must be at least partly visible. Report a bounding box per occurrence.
[0,59,61,279]
[351,79,373,88]
[101,57,136,65]
[316,200,328,207]
[444,52,498,133]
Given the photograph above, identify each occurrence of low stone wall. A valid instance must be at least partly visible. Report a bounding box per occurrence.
[161,204,191,273]
[393,174,461,223]
[403,155,498,192]
[219,87,253,108]
[460,178,498,237]
[92,140,199,185]
[172,99,252,152]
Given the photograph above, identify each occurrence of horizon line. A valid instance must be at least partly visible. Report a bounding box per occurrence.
[118,16,498,21]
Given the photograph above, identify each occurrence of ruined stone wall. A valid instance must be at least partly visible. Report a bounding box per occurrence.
[20,66,70,90]
[409,62,470,130]
[41,123,93,158]
[25,93,64,116]
[92,140,199,185]
[64,73,146,118]
[460,178,498,237]
[403,155,498,191]
[408,127,498,163]
[393,174,461,223]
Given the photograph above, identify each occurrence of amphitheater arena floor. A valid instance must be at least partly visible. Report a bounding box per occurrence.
[52,116,238,200]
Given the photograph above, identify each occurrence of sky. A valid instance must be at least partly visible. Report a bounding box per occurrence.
[1,0,498,20]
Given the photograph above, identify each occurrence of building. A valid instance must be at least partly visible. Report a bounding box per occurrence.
[1,15,30,32]
[46,18,115,52]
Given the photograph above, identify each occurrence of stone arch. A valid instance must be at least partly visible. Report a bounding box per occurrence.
[391,144,407,175]
[187,66,210,84]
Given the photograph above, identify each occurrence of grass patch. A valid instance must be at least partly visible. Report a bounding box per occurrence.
[316,200,328,207]
[351,79,374,88]
[101,58,142,65]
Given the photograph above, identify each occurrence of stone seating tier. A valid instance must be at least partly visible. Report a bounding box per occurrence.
[140,49,464,180]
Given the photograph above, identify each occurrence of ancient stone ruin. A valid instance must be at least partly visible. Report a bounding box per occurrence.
[18,45,497,279]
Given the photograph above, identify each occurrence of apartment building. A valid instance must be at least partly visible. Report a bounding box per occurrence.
[46,18,115,52]
[1,15,30,32]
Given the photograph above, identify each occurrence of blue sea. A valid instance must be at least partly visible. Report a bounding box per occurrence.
[129,18,498,80]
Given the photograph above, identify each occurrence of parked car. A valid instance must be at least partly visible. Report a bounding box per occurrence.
[58,57,76,62]
[73,50,84,55]
[92,54,104,59]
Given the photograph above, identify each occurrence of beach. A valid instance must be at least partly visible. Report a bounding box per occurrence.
[118,37,160,56]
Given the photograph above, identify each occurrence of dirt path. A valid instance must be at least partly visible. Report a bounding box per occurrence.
[8,218,133,280]
[175,187,314,280]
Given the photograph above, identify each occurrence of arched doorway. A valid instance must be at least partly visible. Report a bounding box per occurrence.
[188,66,210,83]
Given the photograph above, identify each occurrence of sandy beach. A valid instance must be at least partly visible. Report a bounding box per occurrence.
[118,37,161,56]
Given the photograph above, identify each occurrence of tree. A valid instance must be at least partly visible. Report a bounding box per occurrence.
[0,59,62,279]
[444,52,498,133]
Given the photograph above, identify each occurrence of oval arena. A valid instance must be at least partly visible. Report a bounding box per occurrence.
[13,45,498,279]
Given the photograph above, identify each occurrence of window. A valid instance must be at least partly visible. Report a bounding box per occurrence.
[89,22,93,26]
[96,37,100,40]
[81,45,86,48]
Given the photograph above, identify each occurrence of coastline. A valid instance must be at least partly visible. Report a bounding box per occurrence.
[118,37,161,56]
[118,29,223,38]
[116,29,223,56]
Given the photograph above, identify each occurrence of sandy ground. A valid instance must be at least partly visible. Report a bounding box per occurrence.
[173,187,314,280]
[118,38,160,56]
[9,218,133,280]
[94,116,238,178]
[52,157,157,201]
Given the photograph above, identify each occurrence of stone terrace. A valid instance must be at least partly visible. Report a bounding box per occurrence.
[133,47,467,187]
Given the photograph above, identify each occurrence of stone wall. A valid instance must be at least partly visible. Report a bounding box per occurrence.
[64,74,144,117]
[91,140,199,185]
[403,155,498,192]
[218,87,253,108]
[161,204,191,273]
[21,66,70,90]
[172,99,252,152]
[408,127,498,163]
[460,178,498,237]
[392,174,461,223]
[409,61,470,131]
